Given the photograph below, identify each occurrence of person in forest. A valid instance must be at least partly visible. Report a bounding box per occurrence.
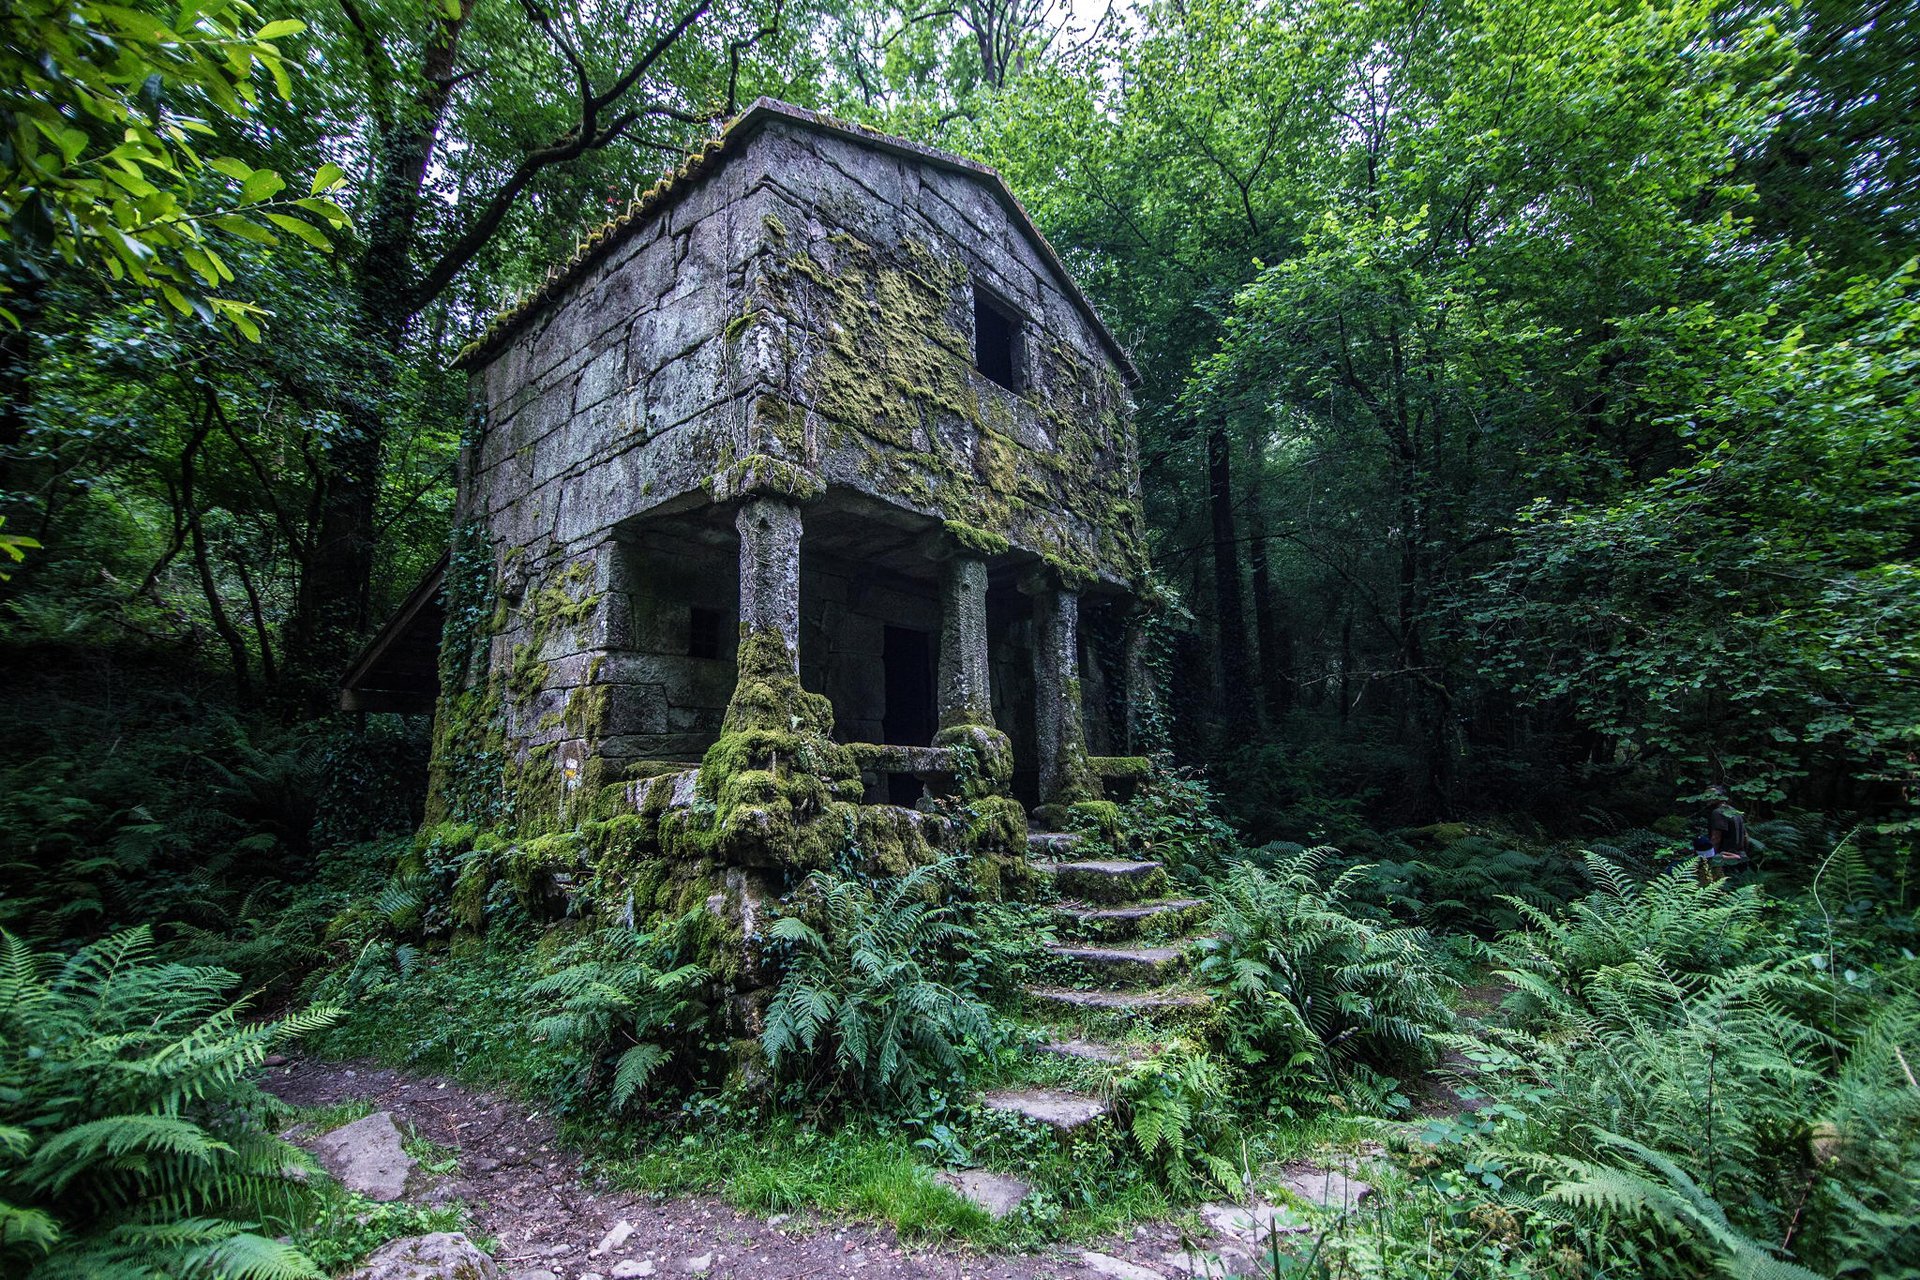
[1705,787,1750,865]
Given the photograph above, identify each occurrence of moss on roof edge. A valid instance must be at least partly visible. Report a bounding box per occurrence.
[450,98,1139,385]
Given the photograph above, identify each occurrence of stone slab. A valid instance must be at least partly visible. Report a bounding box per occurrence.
[936,1168,1031,1218]
[1047,943,1185,967]
[981,1087,1109,1130]
[1035,1038,1149,1064]
[1064,899,1207,924]
[308,1110,415,1202]
[1078,1251,1163,1280]
[1279,1164,1373,1209]
[344,1232,497,1280]
[1024,986,1208,1012]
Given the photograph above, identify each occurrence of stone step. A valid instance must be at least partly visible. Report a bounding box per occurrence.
[1023,984,1210,1016]
[980,1087,1110,1131]
[1035,859,1168,904]
[1034,1037,1151,1065]
[1045,941,1187,985]
[1026,831,1085,858]
[1058,897,1208,941]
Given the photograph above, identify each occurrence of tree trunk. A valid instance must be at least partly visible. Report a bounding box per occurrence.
[1208,425,1253,734]
[1248,504,1291,725]
[283,6,467,689]
[0,278,40,499]
[181,407,253,701]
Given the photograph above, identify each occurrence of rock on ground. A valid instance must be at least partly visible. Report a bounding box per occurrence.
[981,1087,1110,1130]
[1278,1164,1372,1208]
[310,1110,417,1201]
[937,1169,1031,1219]
[346,1232,498,1280]
[1078,1251,1165,1279]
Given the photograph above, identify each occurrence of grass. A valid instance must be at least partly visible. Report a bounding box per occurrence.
[595,1105,1189,1248]
[602,1114,998,1241]
[289,1098,377,1137]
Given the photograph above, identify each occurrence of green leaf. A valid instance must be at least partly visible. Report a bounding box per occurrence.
[240,168,285,203]
[253,18,306,39]
[262,212,329,250]
[207,156,254,183]
[309,162,346,195]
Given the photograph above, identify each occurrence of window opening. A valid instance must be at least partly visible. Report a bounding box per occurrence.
[973,284,1021,391]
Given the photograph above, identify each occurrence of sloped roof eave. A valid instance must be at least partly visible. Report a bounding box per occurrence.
[451,98,1138,385]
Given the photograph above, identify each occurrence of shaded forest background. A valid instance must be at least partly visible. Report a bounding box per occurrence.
[3,0,1916,897]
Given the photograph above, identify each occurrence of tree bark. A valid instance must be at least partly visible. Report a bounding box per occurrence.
[1248,502,1292,725]
[181,401,253,700]
[286,0,730,693]
[1208,425,1253,732]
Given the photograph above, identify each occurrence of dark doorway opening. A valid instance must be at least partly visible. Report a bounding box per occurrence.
[882,625,936,805]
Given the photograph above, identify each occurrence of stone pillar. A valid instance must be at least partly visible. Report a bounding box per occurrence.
[1025,572,1095,811]
[936,553,993,730]
[735,495,802,665]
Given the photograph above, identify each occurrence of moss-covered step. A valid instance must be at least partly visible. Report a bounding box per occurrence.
[1034,858,1168,903]
[1044,941,1187,986]
[980,1087,1110,1131]
[1022,985,1210,1023]
[1057,897,1208,942]
[1027,831,1085,859]
[1034,1037,1151,1065]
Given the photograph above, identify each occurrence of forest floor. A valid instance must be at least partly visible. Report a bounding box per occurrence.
[267,1056,1223,1280]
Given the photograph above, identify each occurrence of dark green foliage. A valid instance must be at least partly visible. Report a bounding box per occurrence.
[1434,839,1920,1280]
[762,861,999,1109]
[0,928,333,1280]
[1109,1039,1243,1195]
[944,899,1057,1002]
[526,919,711,1111]
[311,716,430,852]
[1489,855,1765,1020]
[1105,766,1238,885]
[1195,848,1455,1097]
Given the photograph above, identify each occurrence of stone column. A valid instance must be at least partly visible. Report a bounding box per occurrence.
[1025,572,1095,811]
[735,495,803,666]
[936,553,993,730]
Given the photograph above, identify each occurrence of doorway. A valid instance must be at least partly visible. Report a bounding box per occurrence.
[882,625,936,805]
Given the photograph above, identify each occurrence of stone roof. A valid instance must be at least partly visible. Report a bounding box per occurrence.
[452,98,1139,383]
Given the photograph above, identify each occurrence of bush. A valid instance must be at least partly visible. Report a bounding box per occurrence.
[1489,854,1765,1022]
[1109,1039,1243,1194]
[1107,766,1239,884]
[0,927,333,1280]
[1195,848,1454,1100]
[1442,849,1920,1280]
[526,917,711,1112]
[761,860,998,1110]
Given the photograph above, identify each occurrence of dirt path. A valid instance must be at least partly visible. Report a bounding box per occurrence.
[267,1058,1193,1280]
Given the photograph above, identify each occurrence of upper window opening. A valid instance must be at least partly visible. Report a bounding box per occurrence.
[973,284,1022,391]
[688,606,725,660]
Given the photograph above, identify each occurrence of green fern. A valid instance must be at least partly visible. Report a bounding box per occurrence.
[1112,1039,1245,1194]
[1490,854,1764,1024]
[761,859,997,1109]
[525,916,709,1111]
[1534,1131,1825,1280]
[0,927,336,1279]
[1195,850,1455,1094]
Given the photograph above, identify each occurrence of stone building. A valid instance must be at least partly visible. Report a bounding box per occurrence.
[398,99,1153,873]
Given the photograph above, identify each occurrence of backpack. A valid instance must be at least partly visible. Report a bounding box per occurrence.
[1713,806,1748,855]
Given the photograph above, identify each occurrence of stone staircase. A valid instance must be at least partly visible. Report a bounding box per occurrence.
[980,828,1213,1133]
